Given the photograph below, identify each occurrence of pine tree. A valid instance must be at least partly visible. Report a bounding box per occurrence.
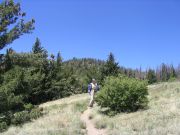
[0,0,35,50]
[4,49,13,71]
[161,63,169,81]
[156,67,161,82]
[101,52,119,80]
[32,38,48,59]
[56,51,63,67]
[147,69,157,84]
[170,65,176,79]
[32,38,44,54]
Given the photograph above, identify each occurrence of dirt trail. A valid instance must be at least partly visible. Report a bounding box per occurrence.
[81,108,106,135]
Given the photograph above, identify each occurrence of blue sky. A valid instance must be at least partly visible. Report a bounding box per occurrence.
[1,0,180,70]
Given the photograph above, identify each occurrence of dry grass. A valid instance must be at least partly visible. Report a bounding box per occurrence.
[89,81,180,135]
[1,94,89,135]
[2,82,180,135]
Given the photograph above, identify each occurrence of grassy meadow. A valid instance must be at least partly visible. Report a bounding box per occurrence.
[2,82,180,135]
[2,94,89,135]
[90,82,180,135]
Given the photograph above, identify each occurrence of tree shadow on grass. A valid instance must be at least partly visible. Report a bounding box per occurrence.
[98,108,117,117]
[98,106,149,117]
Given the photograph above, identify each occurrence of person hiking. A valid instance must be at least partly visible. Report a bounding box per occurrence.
[88,79,100,107]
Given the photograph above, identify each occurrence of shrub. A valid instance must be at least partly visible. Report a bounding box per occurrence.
[168,77,176,82]
[11,111,30,125]
[0,112,12,126]
[96,75,148,112]
[0,122,7,132]
[24,103,34,112]
[29,108,43,120]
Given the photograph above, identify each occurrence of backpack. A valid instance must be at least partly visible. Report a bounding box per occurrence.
[88,83,99,93]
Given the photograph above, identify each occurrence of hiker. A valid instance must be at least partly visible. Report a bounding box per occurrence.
[88,79,100,107]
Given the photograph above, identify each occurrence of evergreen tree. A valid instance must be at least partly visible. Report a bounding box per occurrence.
[32,38,44,54]
[170,65,176,79]
[57,51,63,67]
[0,67,30,112]
[161,63,169,81]
[101,52,119,80]
[0,90,8,113]
[4,49,13,71]
[0,0,35,50]
[28,58,52,104]
[156,68,161,82]
[147,69,157,84]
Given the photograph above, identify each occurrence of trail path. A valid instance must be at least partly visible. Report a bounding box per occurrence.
[81,108,106,135]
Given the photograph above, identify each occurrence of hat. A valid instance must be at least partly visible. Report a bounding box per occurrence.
[92,78,96,82]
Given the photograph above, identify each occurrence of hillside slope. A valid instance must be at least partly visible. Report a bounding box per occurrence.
[2,94,89,135]
[2,82,180,135]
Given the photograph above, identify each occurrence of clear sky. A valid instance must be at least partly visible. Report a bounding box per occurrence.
[1,0,180,70]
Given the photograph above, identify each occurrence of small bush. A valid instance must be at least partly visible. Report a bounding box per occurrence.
[29,108,43,120]
[11,111,30,125]
[0,122,7,132]
[168,77,176,82]
[0,112,12,126]
[10,107,42,126]
[96,75,148,112]
[24,103,34,112]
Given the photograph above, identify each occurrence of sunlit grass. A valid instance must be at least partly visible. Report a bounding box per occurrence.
[89,81,180,135]
[2,94,88,135]
[2,82,180,135]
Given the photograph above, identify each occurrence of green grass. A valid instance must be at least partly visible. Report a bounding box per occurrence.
[73,102,88,113]
[89,81,180,135]
[2,94,88,135]
[2,82,180,135]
